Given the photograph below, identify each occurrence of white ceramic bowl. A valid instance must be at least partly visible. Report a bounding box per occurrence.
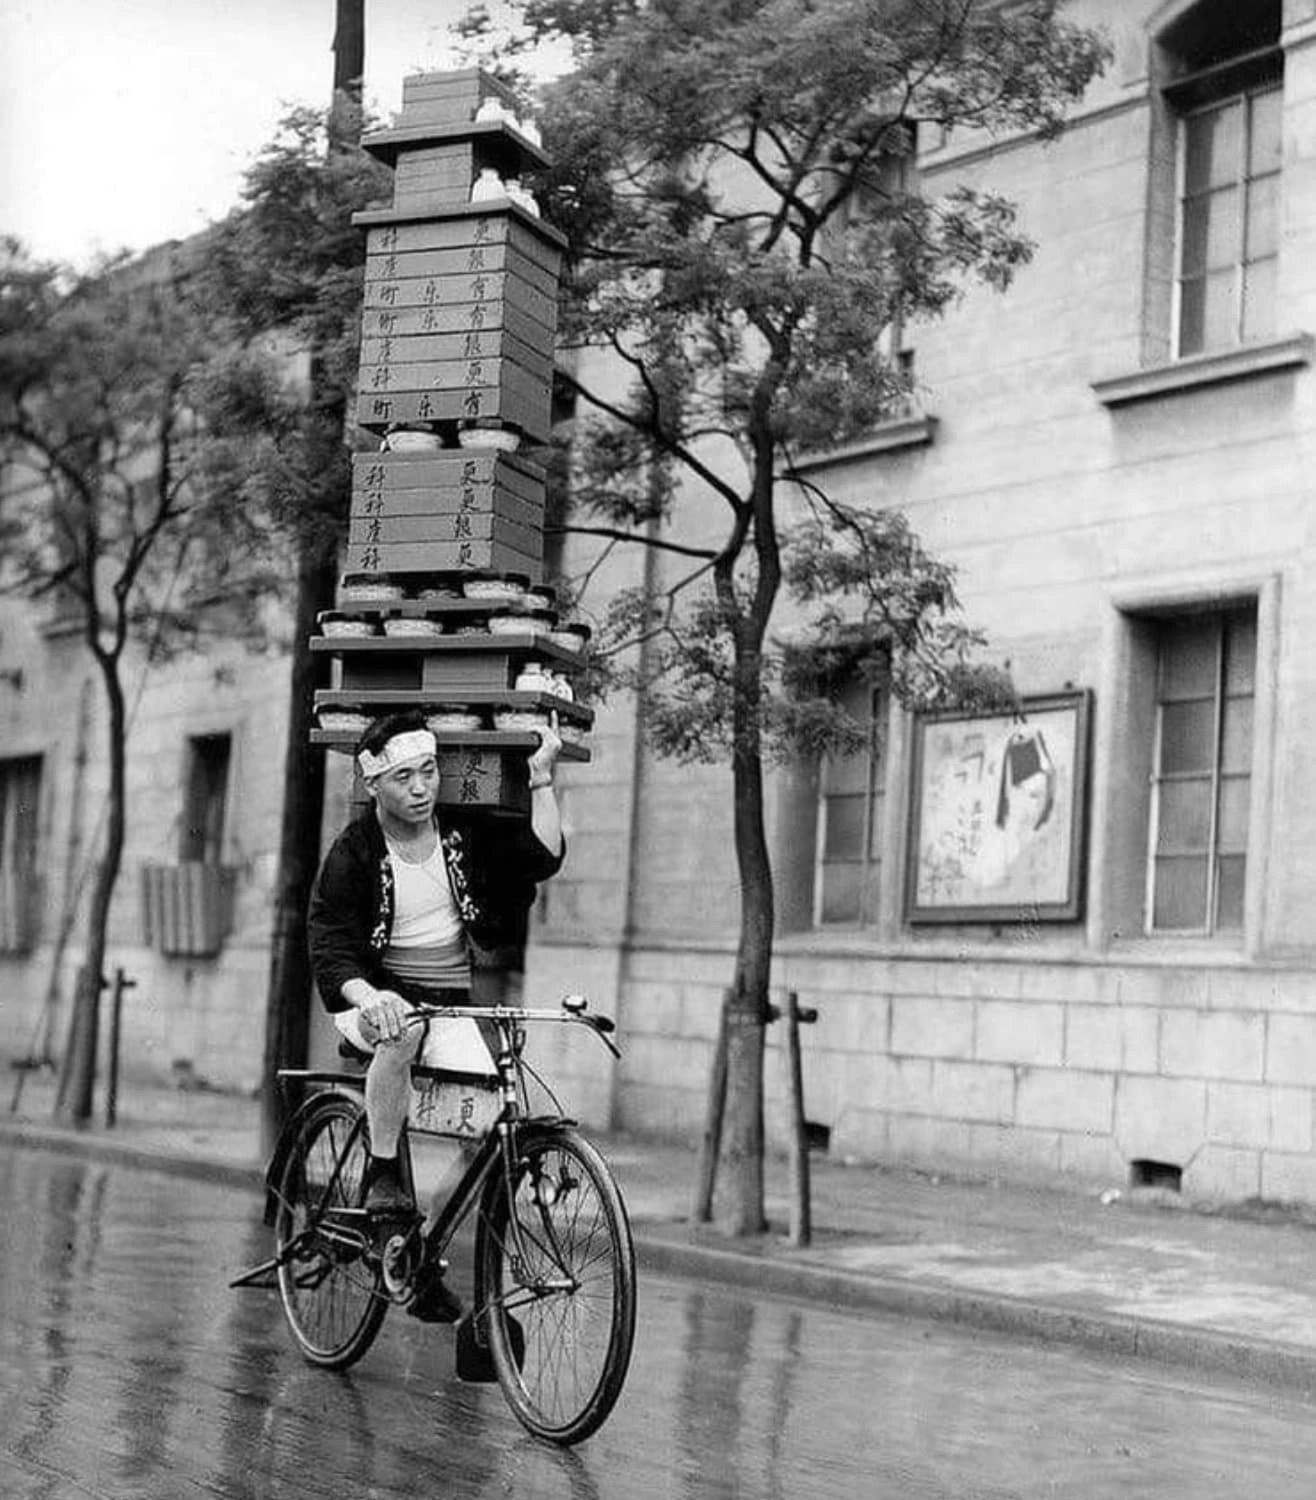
[340,579,403,603]
[489,614,549,637]
[382,617,444,637]
[463,577,526,601]
[382,430,443,452]
[318,711,370,733]
[457,426,521,451]
[321,617,377,638]
[426,712,485,733]
[494,710,550,732]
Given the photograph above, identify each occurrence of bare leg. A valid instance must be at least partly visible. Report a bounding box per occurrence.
[364,1029,421,1157]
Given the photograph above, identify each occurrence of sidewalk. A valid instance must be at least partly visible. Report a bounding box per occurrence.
[5,1066,1316,1395]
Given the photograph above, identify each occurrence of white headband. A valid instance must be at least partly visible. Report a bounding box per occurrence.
[357,728,438,780]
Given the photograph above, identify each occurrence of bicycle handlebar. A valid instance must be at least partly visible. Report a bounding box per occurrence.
[406,994,622,1057]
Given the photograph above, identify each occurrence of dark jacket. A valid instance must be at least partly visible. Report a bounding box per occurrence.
[307,806,563,1012]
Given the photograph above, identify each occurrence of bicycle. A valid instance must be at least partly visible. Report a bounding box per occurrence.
[232,995,636,1447]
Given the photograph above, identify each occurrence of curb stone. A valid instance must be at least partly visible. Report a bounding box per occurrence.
[1,1121,264,1193]
[636,1232,1316,1396]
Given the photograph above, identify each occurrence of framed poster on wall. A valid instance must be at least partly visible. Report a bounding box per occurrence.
[905,690,1092,924]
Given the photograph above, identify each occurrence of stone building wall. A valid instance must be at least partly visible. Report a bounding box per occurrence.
[8,4,1316,1208]
[530,0,1316,1202]
[0,614,292,1095]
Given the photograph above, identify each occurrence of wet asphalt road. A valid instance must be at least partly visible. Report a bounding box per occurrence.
[4,1148,1316,1499]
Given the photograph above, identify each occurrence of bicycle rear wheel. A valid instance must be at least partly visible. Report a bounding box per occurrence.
[275,1093,388,1369]
[479,1126,636,1445]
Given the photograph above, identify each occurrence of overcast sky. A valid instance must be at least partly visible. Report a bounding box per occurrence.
[0,0,510,267]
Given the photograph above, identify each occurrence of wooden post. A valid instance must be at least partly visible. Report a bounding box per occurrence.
[784,990,818,1247]
[692,995,732,1223]
[105,968,136,1128]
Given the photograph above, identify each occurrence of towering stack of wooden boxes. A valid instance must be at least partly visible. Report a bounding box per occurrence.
[310,68,591,811]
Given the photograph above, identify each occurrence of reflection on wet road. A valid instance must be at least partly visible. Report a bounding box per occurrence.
[3,1148,1316,1498]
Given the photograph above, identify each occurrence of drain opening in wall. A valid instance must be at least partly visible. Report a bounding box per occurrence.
[1129,1159,1182,1193]
[804,1121,831,1154]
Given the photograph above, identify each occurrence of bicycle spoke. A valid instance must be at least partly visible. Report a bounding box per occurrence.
[263,1010,632,1433]
[480,1129,635,1444]
[275,1097,388,1369]
[506,1175,614,1284]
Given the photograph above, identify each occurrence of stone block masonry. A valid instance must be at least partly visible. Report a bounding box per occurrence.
[591,943,1316,1199]
[524,3,1316,1203]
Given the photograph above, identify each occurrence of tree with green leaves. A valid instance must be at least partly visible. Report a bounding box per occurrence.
[459,0,1109,1233]
[0,236,273,1122]
[0,88,387,1130]
[0,5,378,1133]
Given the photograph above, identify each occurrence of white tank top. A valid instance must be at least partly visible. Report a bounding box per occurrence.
[385,838,464,950]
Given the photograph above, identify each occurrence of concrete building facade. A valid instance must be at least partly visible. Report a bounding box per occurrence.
[528,0,1316,1203]
[7,0,1316,1204]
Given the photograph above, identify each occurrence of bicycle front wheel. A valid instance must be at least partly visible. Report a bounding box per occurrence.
[480,1126,636,1445]
[275,1093,388,1369]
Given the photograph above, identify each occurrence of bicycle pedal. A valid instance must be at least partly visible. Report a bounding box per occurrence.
[407,1258,462,1324]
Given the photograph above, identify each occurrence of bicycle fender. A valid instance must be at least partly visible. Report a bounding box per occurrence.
[468,1118,577,1269]
[262,1088,363,1227]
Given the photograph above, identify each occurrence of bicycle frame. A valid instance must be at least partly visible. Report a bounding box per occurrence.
[237,995,635,1445]
[402,1000,619,1290]
[243,998,619,1291]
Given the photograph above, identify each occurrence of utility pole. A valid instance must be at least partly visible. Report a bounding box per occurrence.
[259,0,365,1154]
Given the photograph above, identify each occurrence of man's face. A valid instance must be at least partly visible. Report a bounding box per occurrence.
[370,753,440,826]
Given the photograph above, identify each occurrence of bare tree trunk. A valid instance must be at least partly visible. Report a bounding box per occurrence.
[55,658,127,1125]
[714,413,782,1235]
[32,677,93,1069]
[719,730,773,1235]
[714,580,776,1233]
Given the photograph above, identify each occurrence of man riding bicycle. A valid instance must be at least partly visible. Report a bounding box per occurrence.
[307,709,564,1317]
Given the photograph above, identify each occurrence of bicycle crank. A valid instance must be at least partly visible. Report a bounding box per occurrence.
[380,1223,424,1298]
